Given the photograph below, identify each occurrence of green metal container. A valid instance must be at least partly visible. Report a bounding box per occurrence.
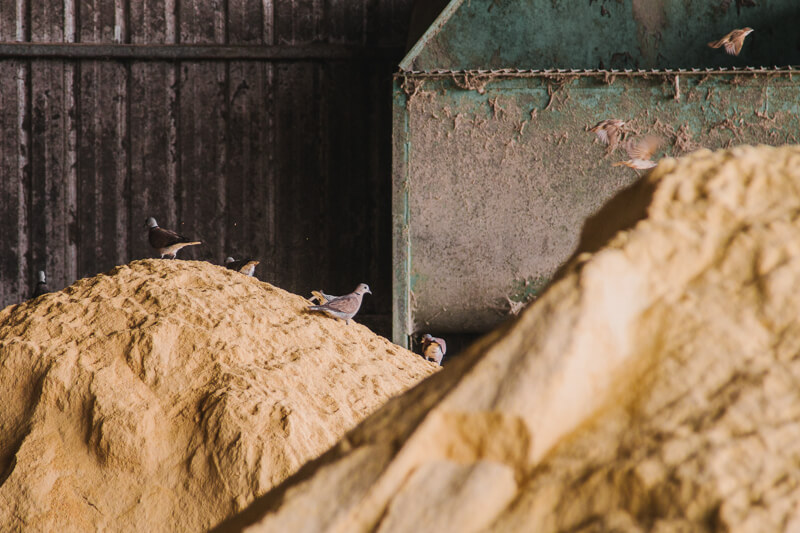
[392,0,800,346]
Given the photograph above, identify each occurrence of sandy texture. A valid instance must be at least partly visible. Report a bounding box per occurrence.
[220,145,800,532]
[0,260,436,532]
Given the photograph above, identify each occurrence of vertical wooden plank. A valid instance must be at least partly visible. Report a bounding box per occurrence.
[0,0,20,40]
[28,0,78,295]
[275,0,323,44]
[0,59,29,306]
[177,0,227,263]
[0,0,29,307]
[129,0,179,261]
[226,0,274,279]
[325,0,365,44]
[76,0,128,278]
[269,62,326,292]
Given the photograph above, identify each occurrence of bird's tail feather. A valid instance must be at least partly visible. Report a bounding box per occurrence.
[707,39,723,49]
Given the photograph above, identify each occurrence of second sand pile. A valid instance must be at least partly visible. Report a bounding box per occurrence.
[0,260,436,532]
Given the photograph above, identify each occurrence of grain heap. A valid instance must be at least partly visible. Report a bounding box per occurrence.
[219,145,800,532]
[0,260,436,532]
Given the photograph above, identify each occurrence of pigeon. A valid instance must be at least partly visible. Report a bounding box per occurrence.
[225,256,260,277]
[589,119,627,149]
[421,334,447,366]
[31,270,49,299]
[146,217,201,259]
[612,135,663,170]
[307,283,371,325]
[708,28,754,56]
[309,290,338,305]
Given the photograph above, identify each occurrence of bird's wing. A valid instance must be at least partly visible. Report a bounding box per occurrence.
[606,127,620,147]
[725,41,738,55]
[150,226,192,248]
[595,128,609,144]
[434,337,447,354]
[321,293,361,314]
[627,136,661,160]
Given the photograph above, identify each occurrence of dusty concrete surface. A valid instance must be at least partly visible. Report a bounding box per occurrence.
[0,260,436,532]
[402,74,800,333]
[220,145,800,532]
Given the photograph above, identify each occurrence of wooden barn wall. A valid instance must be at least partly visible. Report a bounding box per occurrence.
[0,0,412,336]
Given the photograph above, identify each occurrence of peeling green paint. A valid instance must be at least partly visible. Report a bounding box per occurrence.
[509,276,550,304]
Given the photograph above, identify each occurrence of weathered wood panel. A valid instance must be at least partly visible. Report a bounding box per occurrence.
[226,0,274,277]
[0,59,28,303]
[0,0,413,338]
[28,0,78,297]
[129,0,178,260]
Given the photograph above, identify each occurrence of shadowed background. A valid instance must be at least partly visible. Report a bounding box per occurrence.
[0,0,416,337]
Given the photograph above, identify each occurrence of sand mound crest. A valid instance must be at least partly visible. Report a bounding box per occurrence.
[0,259,436,532]
[217,145,800,532]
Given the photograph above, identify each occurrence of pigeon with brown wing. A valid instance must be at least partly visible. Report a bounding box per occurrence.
[421,333,447,366]
[589,119,627,149]
[612,135,663,170]
[708,28,754,56]
[307,283,371,325]
[225,256,260,277]
[146,217,201,259]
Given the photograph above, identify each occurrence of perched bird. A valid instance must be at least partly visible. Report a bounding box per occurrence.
[307,283,371,325]
[421,334,447,366]
[708,28,754,56]
[225,256,260,277]
[309,290,338,305]
[146,217,201,259]
[31,270,49,299]
[589,119,627,148]
[612,135,663,170]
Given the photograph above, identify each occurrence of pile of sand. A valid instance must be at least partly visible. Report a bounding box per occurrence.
[0,260,436,531]
[218,145,800,532]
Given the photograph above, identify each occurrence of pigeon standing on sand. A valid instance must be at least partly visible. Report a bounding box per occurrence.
[225,256,260,277]
[146,217,201,259]
[421,334,447,366]
[31,270,49,298]
[307,283,371,325]
[708,28,754,56]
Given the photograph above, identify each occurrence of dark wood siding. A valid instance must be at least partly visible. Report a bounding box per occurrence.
[0,0,411,337]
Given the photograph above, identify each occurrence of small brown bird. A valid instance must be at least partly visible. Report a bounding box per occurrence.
[708,28,754,56]
[308,283,371,325]
[612,135,663,170]
[225,256,259,276]
[146,217,201,259]
[589,119,627,148]
[421,334,447,366]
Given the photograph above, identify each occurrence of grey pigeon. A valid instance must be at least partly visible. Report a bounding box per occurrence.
[421,333,447,365]
[31,270,49,299]
[308,283,371,325]
[225,256,259,277]
[146,217,201,259]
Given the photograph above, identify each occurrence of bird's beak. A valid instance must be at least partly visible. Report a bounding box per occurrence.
[367,289,372,294]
